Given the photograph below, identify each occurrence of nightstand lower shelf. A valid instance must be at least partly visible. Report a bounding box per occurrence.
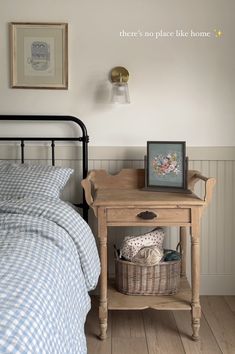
[108,278,191,311]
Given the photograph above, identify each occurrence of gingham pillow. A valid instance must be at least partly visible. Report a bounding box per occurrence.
[0,161,73,199]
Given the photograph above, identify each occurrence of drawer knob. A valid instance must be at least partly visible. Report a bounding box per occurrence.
[137,211,157,220]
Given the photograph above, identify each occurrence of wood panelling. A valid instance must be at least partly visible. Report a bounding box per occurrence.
[1,147,235,294]
[87,157,235,295]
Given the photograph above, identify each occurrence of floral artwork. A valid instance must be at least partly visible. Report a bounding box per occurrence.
[152,152,181,177]
[147,142,186,190]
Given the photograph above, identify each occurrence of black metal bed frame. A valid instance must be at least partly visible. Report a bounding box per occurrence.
[0,115,89,222]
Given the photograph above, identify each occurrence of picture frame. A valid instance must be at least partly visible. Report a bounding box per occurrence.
[10,22,68,89]
[146,141,188,192]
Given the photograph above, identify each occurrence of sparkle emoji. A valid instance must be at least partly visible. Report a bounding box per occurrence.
[214,29,223,38]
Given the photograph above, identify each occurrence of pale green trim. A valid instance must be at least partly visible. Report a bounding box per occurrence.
[0,144,234,161]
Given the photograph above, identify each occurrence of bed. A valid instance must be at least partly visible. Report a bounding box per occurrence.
[0,116,100,354]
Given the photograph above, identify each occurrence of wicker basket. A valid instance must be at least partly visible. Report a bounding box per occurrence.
[114,249,181,296]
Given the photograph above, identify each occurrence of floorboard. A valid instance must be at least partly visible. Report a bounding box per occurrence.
[224,296,235,313]
[173,309,222,354]
[200,296,235,354]
[143,309,185,354]
[111,310,149,354]
[86,296,235,354]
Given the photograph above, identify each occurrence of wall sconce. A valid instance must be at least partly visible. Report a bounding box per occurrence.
[110,66,130,104]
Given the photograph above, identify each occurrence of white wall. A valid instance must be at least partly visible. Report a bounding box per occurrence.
[1,2,234,295]
[0,0,234,146]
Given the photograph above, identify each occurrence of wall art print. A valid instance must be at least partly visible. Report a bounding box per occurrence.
[10,22,68,89]
[146,141,187,191]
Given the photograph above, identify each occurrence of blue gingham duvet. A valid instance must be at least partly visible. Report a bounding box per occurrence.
[0,197,100,354]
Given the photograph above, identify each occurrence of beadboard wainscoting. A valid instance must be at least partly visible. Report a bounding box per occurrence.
[0,145,234,295]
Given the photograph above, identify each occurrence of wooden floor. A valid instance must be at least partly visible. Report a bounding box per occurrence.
[85,296,235,354]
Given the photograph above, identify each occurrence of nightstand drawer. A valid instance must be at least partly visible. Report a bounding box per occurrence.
[106,208,191,223]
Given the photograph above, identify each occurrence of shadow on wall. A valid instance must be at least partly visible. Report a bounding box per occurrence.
[94,80,110,104]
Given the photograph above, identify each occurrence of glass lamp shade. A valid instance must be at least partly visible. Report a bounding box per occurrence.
[111,82,130,104]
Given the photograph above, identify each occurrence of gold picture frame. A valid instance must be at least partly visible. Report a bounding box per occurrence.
[10,22,68,89]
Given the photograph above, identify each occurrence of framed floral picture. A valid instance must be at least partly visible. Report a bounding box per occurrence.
[10,22,68,89]
[146,141,187,191]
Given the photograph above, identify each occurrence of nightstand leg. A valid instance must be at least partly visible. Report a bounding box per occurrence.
[191,208,201,341]
[99,301,108,340]
[98,207,108,340]
[179,226,187,278]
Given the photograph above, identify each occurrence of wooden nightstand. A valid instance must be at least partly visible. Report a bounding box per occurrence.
[82,169,216,341]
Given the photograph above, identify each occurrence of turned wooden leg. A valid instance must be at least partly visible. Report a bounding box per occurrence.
[179,226,187,278]
[191,208,201,341]
[192,316,200,341]
[99,301,108,340]
[98,207,108,340]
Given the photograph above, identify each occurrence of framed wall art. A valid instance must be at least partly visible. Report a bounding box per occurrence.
[10,22,68,89]
[146,141,188,192]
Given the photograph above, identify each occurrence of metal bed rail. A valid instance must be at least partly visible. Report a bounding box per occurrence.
[0,115,89,222]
